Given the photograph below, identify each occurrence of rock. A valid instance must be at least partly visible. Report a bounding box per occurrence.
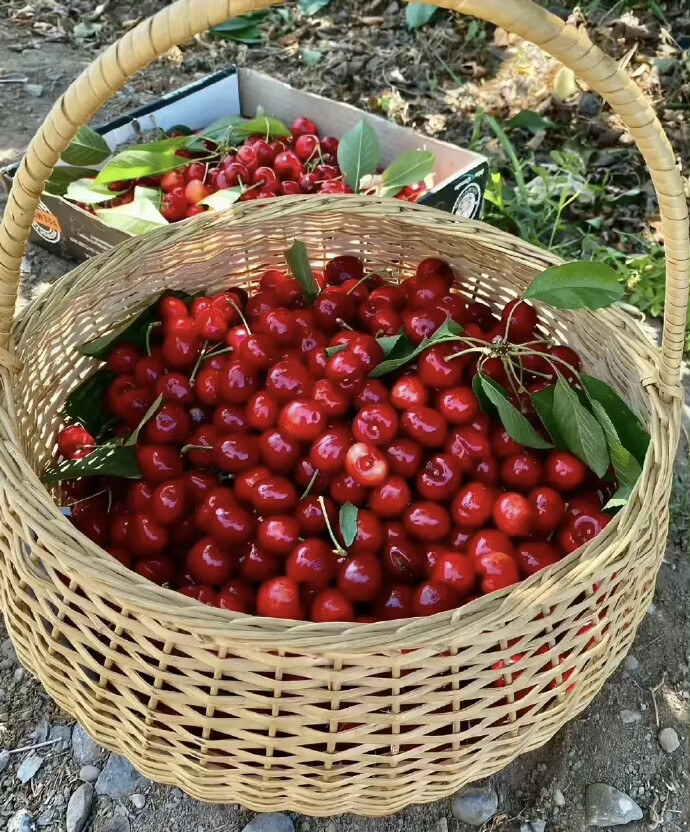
[49,724,72,750]
[8,810,34,832]
[34,718,50,743]
[531,820,546,832]
[0,747,10,773]
[242,814,296,832]
[585,783,643,827]
[103,820,131,832]
[623,655,639,671]
[24,83,44,97]
[95,753,145,799]
[36,809,55,828]
[325,822,337,832]
[17,753,44,783]
[71,724,106,766]
[79,764,100,782]
[553,788,566,807]
[435,820,449,832]
[451,785,499,826]
[131,793,146,810]
[66,783,94,832]
[658,727,680,754]
[578,92,602,117]
[620,709,642,724]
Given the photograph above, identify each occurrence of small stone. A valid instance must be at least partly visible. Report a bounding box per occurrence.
[242,814,295,832]
[131,794,146,810]
[34,718,50,743]
[13,666,25,684]
[95,753,145,799]
[531,820,546,832]
[24,83,44,97]
[325,822,337,832]
[171,788,184,801]
[585,783,643,827]
[79,765,100,782]
[620,709,642,724]
[36,809,55,828]
[435,820,449,832]
[553,788,566,807]
[17,753,43,784]
[658,727,680,754]
[0,748,10,773]
[71,724,106,766]
[8,810,34,832]
[577,92,602,118]
[49,724,72,750]
[623,655,639,671]
[103,820,131,832]
[521,824,531,832]
[451,785,499,826]
[66,783,94,832]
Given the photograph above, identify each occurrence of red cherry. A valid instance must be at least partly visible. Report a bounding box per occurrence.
[412,581,458,616]
[178,584,217,606]
[161,170,185,193]
[477,552,520,594]
[571,511,611,545]
[390,375,429,409]
[400,406,447,448]
[274,151,304,181]
[257,515,300,556]
[161,188,187,222]
[416,257,455,284]
[500,453,544,492]
[491,426,524,458]
[291,116,317,138]
[402,308,447,345]
[565,493,602,519]
[151,479,187,526]
[252,476,298,515]
[338,553,383,603]
[182,470,219,504]
[493,492,534,536]
[144,403,191,444]
[187,536,235,585]
[197,490,255,545]
[297,496,336,537]
[330,473,367,506]
[416,453,462,501]
[345,442,389,487]
[352,403,399,446]
[257,577,304,620]
[471,456,500,487]
[156,372,194,405]
[239,544,281,582]
[107,343,139,374]
[383,439,423,478]
[311,589,355,623]
[467,528,515,560]
[438,387,480,425]
[368,476,412,518]
[418,344,464,388]
[128,514,169,557]
[71,502,109,547]
[450,482,495,528]
[278,399,326,441]
[219,359,259,404]
[135,557,174,585]
[294,133,320,162]
[259,429,302,473]
[324,255,364,286]
[57,425,94,459]
[135,445,184,482]
[133,356,165,388]
[430,552,476,597]
[515,542,562,577]
[266,358,313,402]
[234,466,271,504]
[528,487,566,534]
[403,501,451,542]
[236,144,258,173]
[548,345,582,380]
[354,379,389,408]
[544,452,588,491]
[320,135,339,157]
[217,579,255,614]
[374,585,415,621]
[213,434,260,473]
[501,299,538,343]
[115,386,156,425]
[307,424,351,474]
[286,538,338,590]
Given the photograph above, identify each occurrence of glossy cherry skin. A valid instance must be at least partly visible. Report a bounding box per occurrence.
[352,404,399,446]
[135,556,174,586]
[402,308,447,345]
[217,579,256,614]
[437,386,480,425]
[196,489,255,545]
[245,392,280,431]
[324,255,364,286]
[501,299,538,342]
[266,358,314,402]
[467,529,515,560]
[58,425,95,459]
[155,372,194,406]
[445,426,491,472]
[491,426,524,459]
[251,476,298,515]
[383,438,423,478]
[418,343,464,388]
[374,585,415,621]
[178,584,218,606]
[477,552,520,594]
[403,501,451,542]
[256,515,300,556]
[219,360,259,404]
[239,544,281,582]
[500,453,544,492]
[450,482,495,528]
[107,343,138,374]
[312,379,350,419]
[311,589,355,623]
[493,492,534,536]
[135,445,184,483]
[187,536,235,585]
[430,552,477,597]
[256,577,304,620]
[390,375,429,409]
[528,487,566,534]
[368,476,412,519]
[286,539,339,591]
[400,406,447,448]
[416,454,462,501]
[278,399,326,442]
[128,514,169,557]
[259,429,301,473]
[338,554,383,603]
[345,442,389,487]
[544,451,588,491]
[151,480,187,526]
[515,542,562,577]
[412,581,458,616]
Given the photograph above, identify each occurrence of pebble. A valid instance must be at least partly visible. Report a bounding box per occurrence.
[17,753,43,784]
[103,820,131,832]
[71,724,106,766]
[451,785,499,826]
[623,655,639,671]
[95,753,146,799]
[553,788,566,807]
[620,709,642,724]
[79,765,101,782]
[49,724,73,750]
[658,727,680,754]
[36,809,55,828]
[585,783,643,827]
[531,820,546,832]
[66,783,94,832]
[8,810,34,832]
[24,83,44,97]
[0,748,10,773]
[242,814,295,832]
[34,718,50,743]
[131,793,146,810]
[325,822,337,832]
[435,820,449,832]
[578,92,602,117]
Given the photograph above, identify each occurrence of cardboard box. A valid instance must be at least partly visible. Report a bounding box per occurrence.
[2,67,489,262]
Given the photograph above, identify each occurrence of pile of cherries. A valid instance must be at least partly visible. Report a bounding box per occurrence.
[95,116,427,222]
[57,253,613,623]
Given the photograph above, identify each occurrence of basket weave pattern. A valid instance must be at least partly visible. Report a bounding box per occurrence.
[0,0,688,817]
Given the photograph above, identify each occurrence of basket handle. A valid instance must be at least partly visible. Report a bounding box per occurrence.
[0,0,687,397]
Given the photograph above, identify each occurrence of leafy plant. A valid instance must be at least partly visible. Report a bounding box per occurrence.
[210,12,268,44]
[406,3,440,29]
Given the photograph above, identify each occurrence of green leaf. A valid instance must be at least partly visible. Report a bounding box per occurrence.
[210,12,267,41]
[232,116,291,141]
[199,188,243,210]
[80,299,162,359]
[339,502,359,548]
[530,385,567,449]
[299,0,332,14]
[198,114,245,145]
[368,318,463,378]
[45,167,100,196]
[472,373,497,417]
[590,400,642,503]
[376,333,405,357]
[65,368,117,440]
[406,3,439,29]
[553,377,610,477]
[65,178,126,205]
[505,111,558,132]
[324,344,347,359]
[524,261,624,309]
[96,186,167,235]
[580,375,650,466]
[479,375,553,449]
[94,140,203,185]
[284,240,320,307]
[61,126,111,167]
[302,48,322,66]
[380,150,435,197]
[337,120,381,192]
[43,444,140,484]
[127,395,164,445]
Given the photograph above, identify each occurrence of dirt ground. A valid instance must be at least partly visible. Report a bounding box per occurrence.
[0,1,688,831]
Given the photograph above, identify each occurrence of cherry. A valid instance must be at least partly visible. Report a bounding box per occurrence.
[430,552,476,597]
[528,487,566,534]
[257,308,297,345]
[294,133,320,161]
[297,496,336,537]
[236,144,258,173]
[493,492,534,536]
[156,372,194,405]
[320,135,339,157]
[219,359,259,404]
[467,529,515,561]
[224,162,250,186]
[403,501,451,542]
[338,553,383,603]
[257,577,304,620]
[194,308,228,343]
[161,188,187,222]
[402,308,446,345]
[134,356,165,388]
[213,434,260,473]
[491,426,524,459]
[548,345,582,380]
[162,330,202,370]
[239,544,281,582]
[135,556,174,585]
[501,299,538,343]
[412,581,458,616]
[345,442,389,487]
[161,170,185,193]
[475,553,520,599]
[128,513,169,557]
[450,482,495,528]
[197,490,255,545]
[515,542,562,577]
[311,589,355,623]
[245,392,279,431]
[187,536,235,585]
[107,546,132,568]
[544,451,588,491]
[438,386,480,425]
[416,453,462,501]
[352,403,399,446]
[390,375,429,409]
[571,511,610,545]
[400,406,447,448]
[116,386,156,425]
[286,538,338,590]
[500,453,544,492]
[234,466,270,504]
[179,584,218,606]
[57,425,94,460]
[418,344,464,388]
[252,166,279,191]
[368,476,412,518]
[184,162,208,183]
[382,537,424,583]
[71,502,109,547]
[237,334,277,372]
[354,379,389,407]
[128,481,153,514]
[107,343,138,374]
[259,429,301,473]
[416,256,454,284]
[466,301,495,329]
[136,445,184,482]
[274,151,304,181]
[266,358,313,402]
[217,579,255,613]
[145,403,191,445]
[151,480,187,526]
[383,439,423,478]
[325,348,365,385]
[370,284,406,310]
[291,116,317,138]
[182,470,219,504]
[471,456,500,487]
[109,515,130,549]
[565,493,602,519]
[278,399,326,441]
[329,473,368,506]
[257,515,300,556]
[308,425,351,473]
[252,476,298,515]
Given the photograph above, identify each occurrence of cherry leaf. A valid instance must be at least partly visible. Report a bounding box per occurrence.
[337,119,381,192]
[379,151,435,197]
[524,261,624,309]
[552,377,610,477]
[339,502,359,548]
[284,240,320,307]
[478,375,552,449]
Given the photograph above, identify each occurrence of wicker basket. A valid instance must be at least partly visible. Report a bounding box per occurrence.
[0,0,687,817]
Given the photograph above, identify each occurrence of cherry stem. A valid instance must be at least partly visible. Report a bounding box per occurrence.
[180,443,210,454]
[229,299,250,332]
[189,340,209,384]
[318,496,346,556]
[61,487,108,509]
[145,321,161,357]
[345,273,371,295]
[444,346,488,363]
[300,468,320,500]
[201,345,233,362]
[336,318,354,331]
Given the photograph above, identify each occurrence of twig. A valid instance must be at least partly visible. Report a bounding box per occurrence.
[0,76,29,84]
[86,0,112,22]
[9,737,63,755]
[650,672,666,728]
